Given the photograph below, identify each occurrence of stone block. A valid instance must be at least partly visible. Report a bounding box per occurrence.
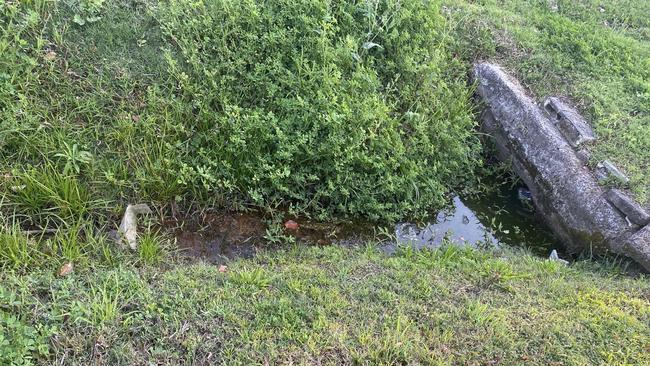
[624,225,650,272]
[544,97,596,148]
[605,189,650,226]
[596,160,630,184]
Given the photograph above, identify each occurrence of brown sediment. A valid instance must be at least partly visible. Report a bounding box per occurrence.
[163,211,373,263]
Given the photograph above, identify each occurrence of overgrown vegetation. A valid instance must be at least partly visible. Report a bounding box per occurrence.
[2,0,650,364]
[0,0,479,226]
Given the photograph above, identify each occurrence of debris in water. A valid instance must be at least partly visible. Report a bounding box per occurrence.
[517,187,532,201]
[549,249,569,265]
[58,262,74,277]
[284,220,299,231]
[118,204,152,250]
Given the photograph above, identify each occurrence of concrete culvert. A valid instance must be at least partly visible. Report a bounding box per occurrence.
[472,62,650,271]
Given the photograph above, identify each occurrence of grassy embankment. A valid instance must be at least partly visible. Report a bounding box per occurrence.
[1,0,649,364]
[445,0,650,203]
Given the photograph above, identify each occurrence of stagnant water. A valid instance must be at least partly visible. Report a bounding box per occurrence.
[384,184,559,256]
[168,183,560,263]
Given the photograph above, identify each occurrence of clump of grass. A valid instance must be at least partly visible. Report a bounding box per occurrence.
[136,230,168,266]
[6,167,95,226]
[46,222,89,263]
[0,224,40,270]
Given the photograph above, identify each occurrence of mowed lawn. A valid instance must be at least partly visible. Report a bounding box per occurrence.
[3,244,650,365]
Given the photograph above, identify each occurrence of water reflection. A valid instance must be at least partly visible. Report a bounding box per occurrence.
[384,185,559,256]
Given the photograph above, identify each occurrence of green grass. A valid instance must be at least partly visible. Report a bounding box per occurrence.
[444,0,650,204]
[2,1,650,364]
[1,243,648,365]
[2,0,648,218]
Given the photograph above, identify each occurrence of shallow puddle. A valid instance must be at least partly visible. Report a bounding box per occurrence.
[166,212,372,263]
[384,184,559,256]
[166,212,266,264]
[167,184,560,262]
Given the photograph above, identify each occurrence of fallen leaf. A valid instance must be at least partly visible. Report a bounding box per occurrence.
[58,262,74,277]
[218,265,228,273]
[284,220,299,230]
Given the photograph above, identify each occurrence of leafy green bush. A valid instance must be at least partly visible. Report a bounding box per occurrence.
[1,0,479,224]
[156,0,479,221]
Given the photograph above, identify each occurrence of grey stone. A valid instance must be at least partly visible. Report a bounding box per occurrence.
[543,97,596,148]
[605,189,650,226]
[517,187,532,201]
[549,249,569,265]
[596,160,630,184]
[624,225,650,272]
[473,63,649,271]
[575,149,591,165]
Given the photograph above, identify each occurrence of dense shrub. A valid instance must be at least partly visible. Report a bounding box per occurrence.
[0,0,479,224]
[156,0,479,221]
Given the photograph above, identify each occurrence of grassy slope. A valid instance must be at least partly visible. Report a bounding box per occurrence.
[445,0,650,204]
[3,244,649,365]
[0,0,480,225]
[2,1,650,364]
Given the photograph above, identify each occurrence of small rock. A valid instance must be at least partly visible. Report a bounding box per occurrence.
[517,187,533,201]
[44,50,57,61]
[58,262,74,277]
[284,220,299,230]
[576,149,591,165]
[549,250,569,265]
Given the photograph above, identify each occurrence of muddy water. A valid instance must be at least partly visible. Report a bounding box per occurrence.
[166,212,373,264]
[168,184,560,262]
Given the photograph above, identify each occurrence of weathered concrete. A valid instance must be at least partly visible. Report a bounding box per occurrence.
[473,63,650,271]
[543,97,596,148]
[606,189,650,226]
[596,160,630,184]
[625,225,650,270]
